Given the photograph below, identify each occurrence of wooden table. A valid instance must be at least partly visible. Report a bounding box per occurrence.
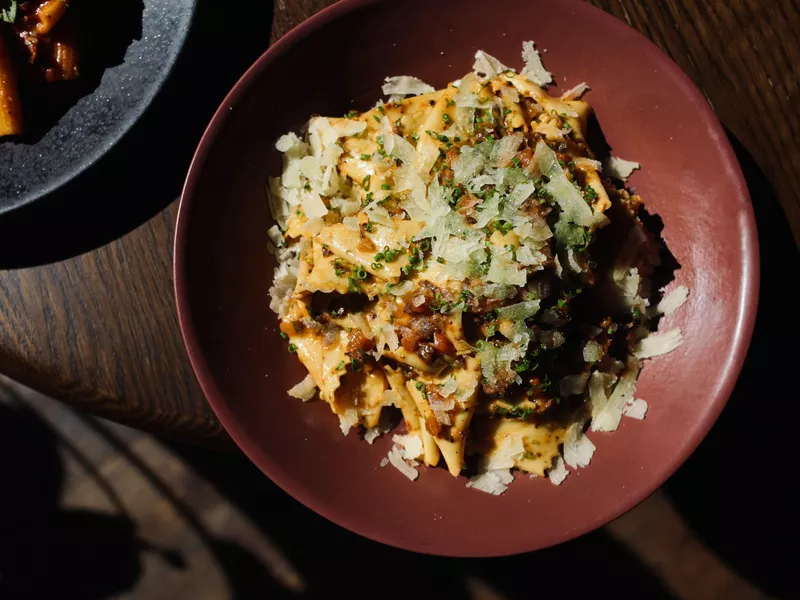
[0,0,797,446]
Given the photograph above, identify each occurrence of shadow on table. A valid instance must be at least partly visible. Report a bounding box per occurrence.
[0,1,276,269]
[164,440,673,599]
[661,131,795,599]
[0,402,147,599]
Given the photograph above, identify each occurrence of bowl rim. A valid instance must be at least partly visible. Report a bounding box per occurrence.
[174,0,760,556]
[0,0,198,215]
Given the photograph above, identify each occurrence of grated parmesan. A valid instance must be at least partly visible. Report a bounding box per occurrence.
[287,374,317,401]
[604,156,641,181]
[520,40,553,87]
[634,328,684,359]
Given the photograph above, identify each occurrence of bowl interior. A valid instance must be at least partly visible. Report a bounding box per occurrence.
[176,0,757,556]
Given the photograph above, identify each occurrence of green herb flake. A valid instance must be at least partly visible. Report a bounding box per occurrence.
[412,132,420,141]
[373,114,382,123]
[279,332,288,339]
[360,153,372,160]
[361,174,371,189]
[381,183,391,190]
[415,381,425,391]
[442,113,452,125]
[287,343,297,353]
[335,361,346,370]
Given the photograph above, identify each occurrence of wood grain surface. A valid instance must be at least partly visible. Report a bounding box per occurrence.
[0,0,797,445]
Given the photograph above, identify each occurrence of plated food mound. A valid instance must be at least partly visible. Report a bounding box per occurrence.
[267,42,688,494]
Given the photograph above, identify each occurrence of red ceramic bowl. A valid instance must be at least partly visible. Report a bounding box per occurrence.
[175,0,758,556]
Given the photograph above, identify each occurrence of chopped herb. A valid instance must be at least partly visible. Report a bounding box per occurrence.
[442,113,452,125]
[419,239,431,252]
[374,247,402,263]
[499,221,514,235]
[335,360,346,370]
[363,221,374,232]
[459,289,474,303]
[287,343,297,353]
[279,332,288,339]
[365,191,374,204]
[333,259,348,277]
[303,182,312,191]
[503,107,512,117]
[361,174,371,189]
[415,381,425,391]
[348,277,360,293]
[373,114,381,123]
[360,153,372,160]
[436,257,445,264]
[355,266,368,280]
[377,105,385,114]
[344,110,359,118]
[412,132,420,141]
[511,156,521,168]
[584,185,597,201]
[350,358,363,371]
[376,137,388,157]
[557,299,567,308]
[558,159,566,168]
[486,324,496,337]
[588,260,597,269]
[395,118,403,129]
[446,98,456,106]
[381,183,391,190]
[475,340,487,350]
[633,307,642,320]
[371,262,384,270]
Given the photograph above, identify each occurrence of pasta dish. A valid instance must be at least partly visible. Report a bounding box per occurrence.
[267,42,687,493]
[1,0,80,137]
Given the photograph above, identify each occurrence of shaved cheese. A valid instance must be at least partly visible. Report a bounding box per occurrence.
[339,408,359,436]
[634,328,684,359]
[388,281,414,296]
[267,225,284,252]
[452,145,485,184]
[330,197,360,216]
[497,300,540,321]
[382,75,435,97]
[363,202,393,227]
[439,376,458,397]
[378,116,394,153]
[364,417,393,443]
[534,141,593,226]
[454,72,484,109]
[300,193,328,219]
[623,398,648,420]
[391,133,418,166]
[473,193,501,229]
[548,456,569,485]
[591,365,640,432]
[566,247,582,272]
[563,423,596,469]
[516,244,547,267]
[583,340,602,363]
[473,50,512,80]
[521,40,553,86]
[484,433,525,471]
[487,248,527,286]
[604,156,641,181]
[467,470,514,495]
[489,134,523,167]
[560,82,590,100]
[287,374,317,401]
[393,434,424,460]
[385,446,419,481]
[342,216,360,231]
[654,286,690,316]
